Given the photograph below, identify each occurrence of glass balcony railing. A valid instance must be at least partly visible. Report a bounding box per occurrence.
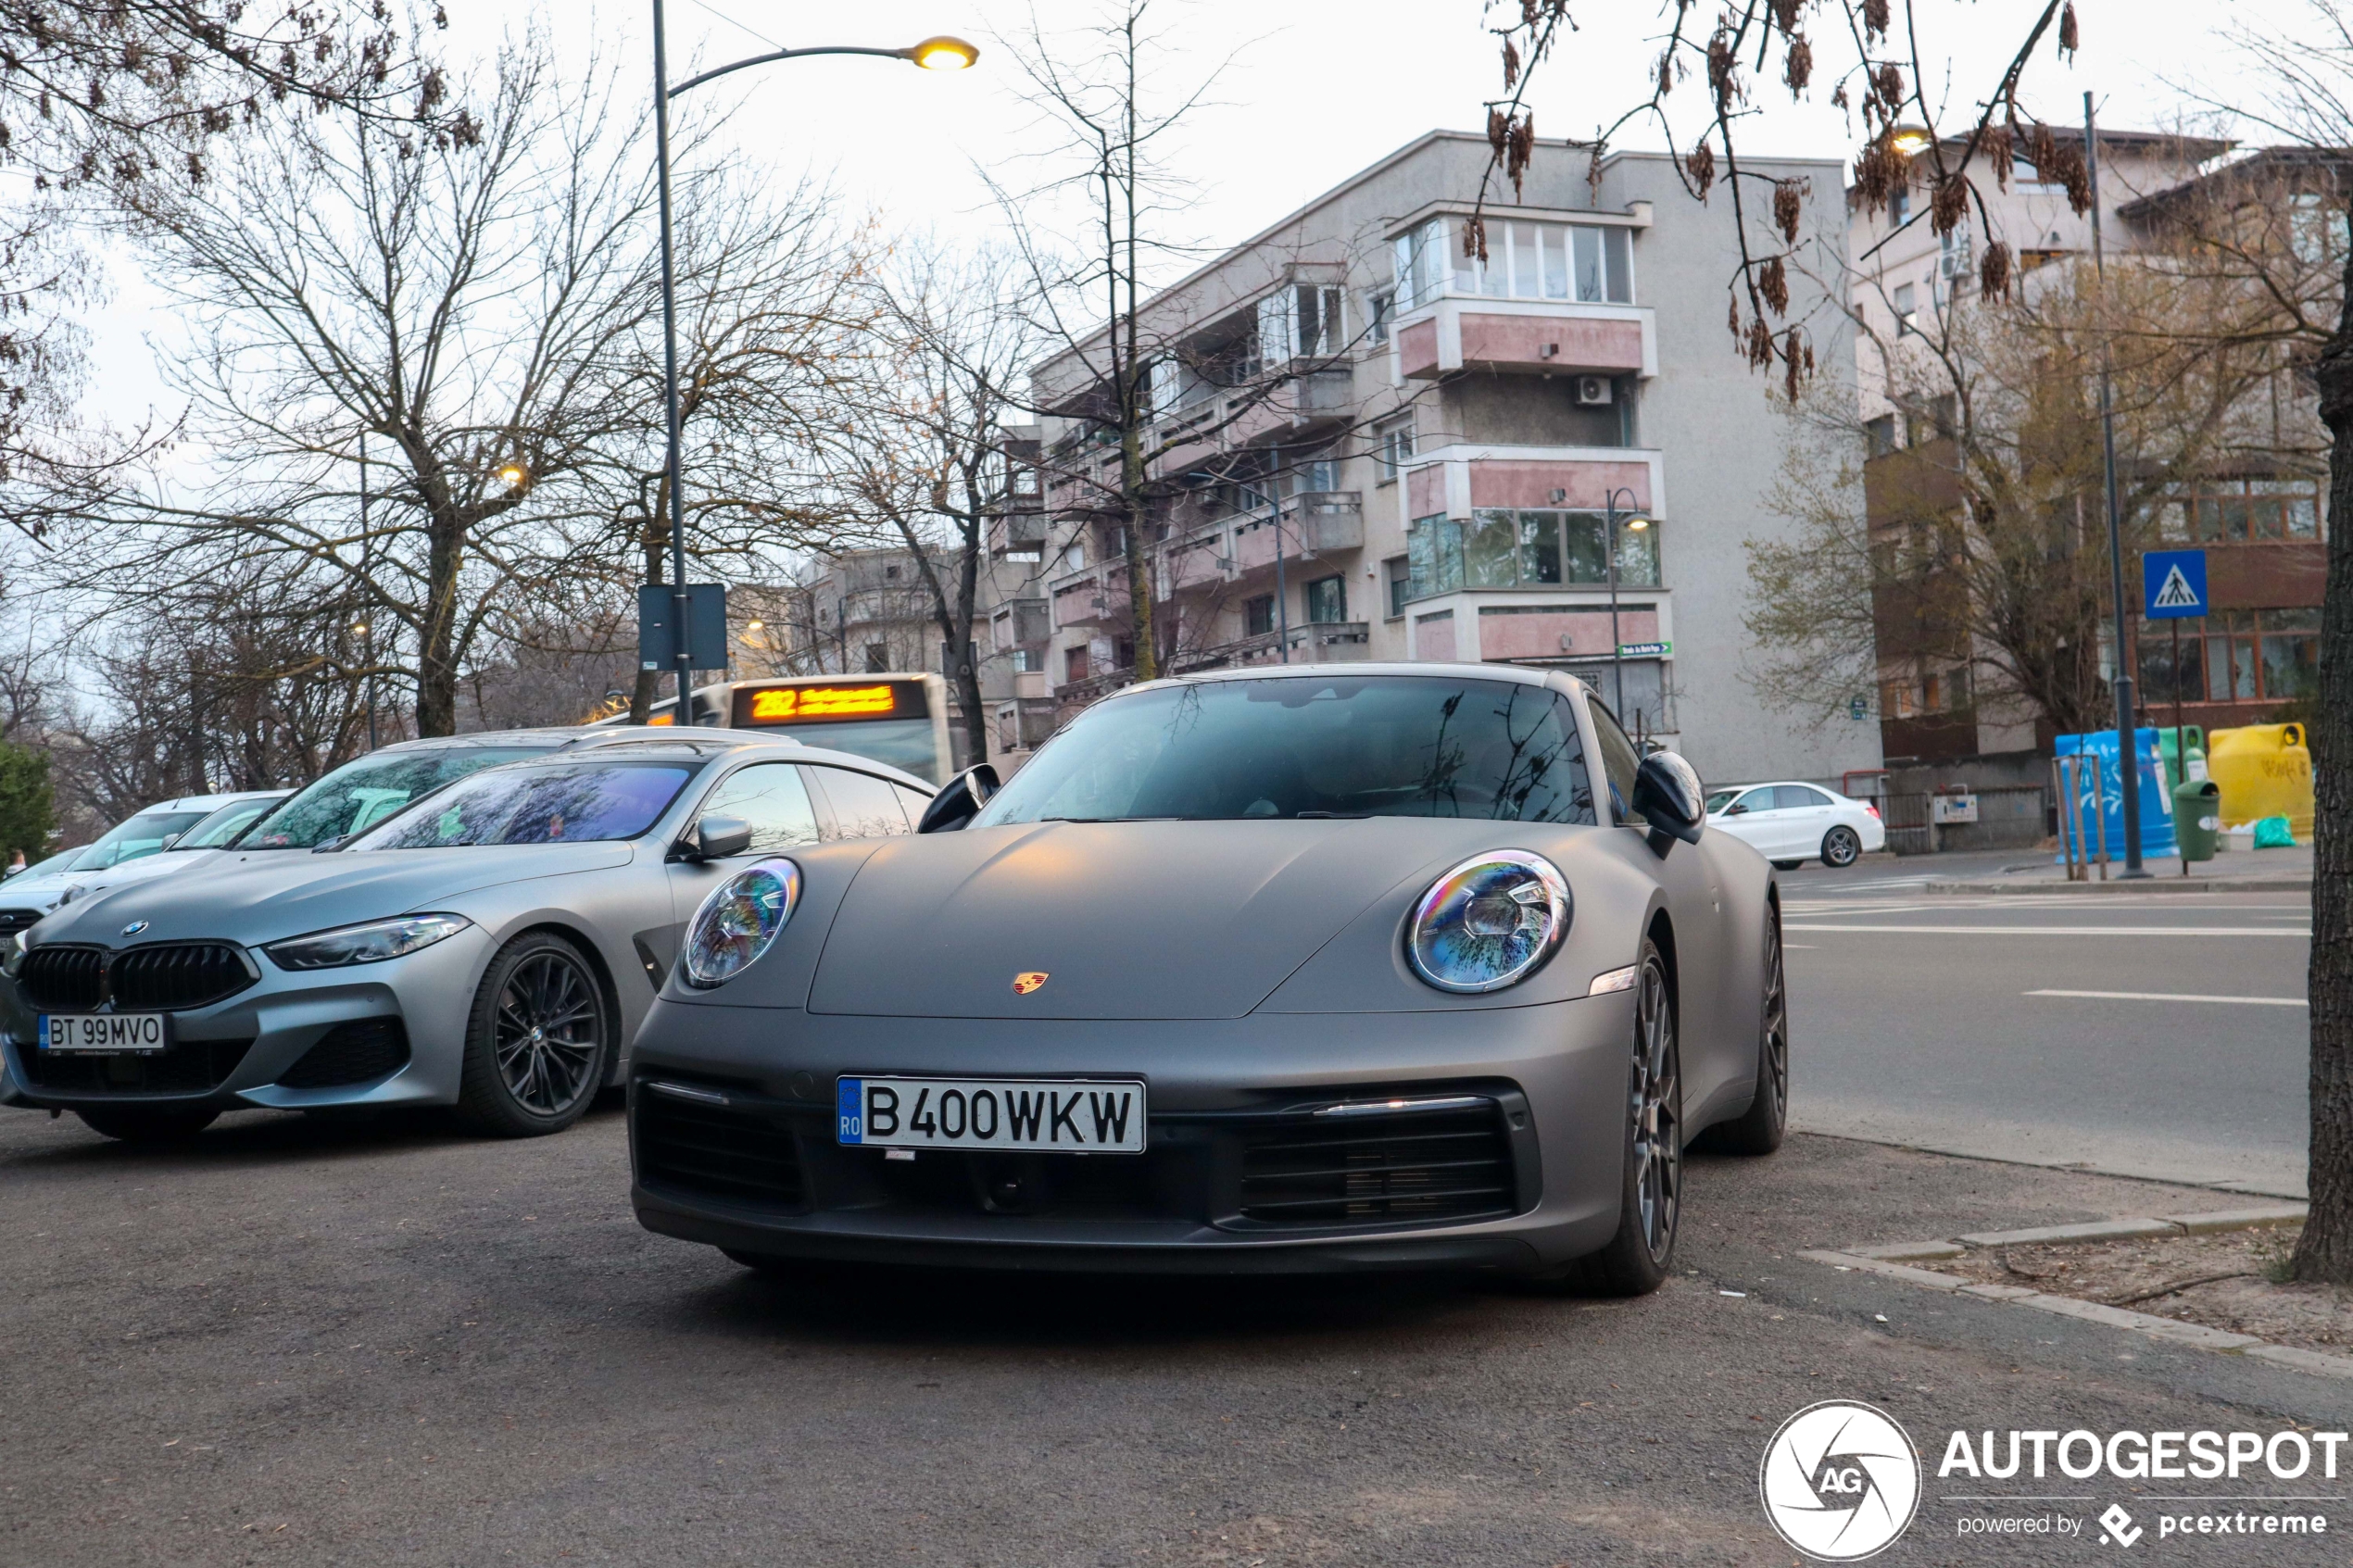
[1405,509,1660,601]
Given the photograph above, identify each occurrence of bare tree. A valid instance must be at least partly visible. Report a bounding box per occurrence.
[1479,1,2097,393]
[2206,0,2353,1283]
[73,33,681,736]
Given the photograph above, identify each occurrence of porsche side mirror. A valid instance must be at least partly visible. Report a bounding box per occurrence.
[1630,751,1705,856]
[918,764,1000,834]
[685,814,754,861]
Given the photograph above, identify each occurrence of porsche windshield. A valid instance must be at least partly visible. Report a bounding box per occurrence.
[350,761,696,849]
[975,676,1596,824]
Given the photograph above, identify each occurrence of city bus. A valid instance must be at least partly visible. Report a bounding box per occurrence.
[601,673,953,784]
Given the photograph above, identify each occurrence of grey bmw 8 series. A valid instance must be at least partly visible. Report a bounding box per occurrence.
[1,733,939,1143]
[628,663,1789,1296]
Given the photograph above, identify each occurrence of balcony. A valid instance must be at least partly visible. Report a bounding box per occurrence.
[991,510,1049,557]
[1173,621,1372,672]
[992,596,1051,646]
[1160,493,1365,597]
[1397,298,1653,381]
[1153,370,1356,473]
[1049,563,1129,629]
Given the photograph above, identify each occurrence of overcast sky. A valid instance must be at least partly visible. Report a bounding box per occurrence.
[74,0,2307,437]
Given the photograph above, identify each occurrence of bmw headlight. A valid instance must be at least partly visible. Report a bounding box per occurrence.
[1406,850,1571,994]
[265,913,472,971]
[683,858,801,988]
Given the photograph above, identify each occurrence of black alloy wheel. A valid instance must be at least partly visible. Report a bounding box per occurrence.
[1531,939,1681,1297]
[455,934,610,1136]
[1698,904,1789,1156]
[1821,825,1862,867]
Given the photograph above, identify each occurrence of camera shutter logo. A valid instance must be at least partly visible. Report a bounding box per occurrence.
[1758,1400,1921,1561]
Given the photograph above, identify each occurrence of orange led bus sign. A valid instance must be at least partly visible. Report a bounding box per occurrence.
[744,684,900,723]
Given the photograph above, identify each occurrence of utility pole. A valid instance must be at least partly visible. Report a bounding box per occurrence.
[2086,93,2149,876]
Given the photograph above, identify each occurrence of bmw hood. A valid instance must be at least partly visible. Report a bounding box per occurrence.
[807,820,1437,1021]
[32,843,633,948]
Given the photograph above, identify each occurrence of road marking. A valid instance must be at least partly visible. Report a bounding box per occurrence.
[2027,989,2307,1008]
[1783,923,2309,936]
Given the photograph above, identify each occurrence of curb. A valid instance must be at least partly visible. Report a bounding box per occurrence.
[1799,1203,2353,1379]
[1924,875,2311,896]
[1792,1128,2308,1201]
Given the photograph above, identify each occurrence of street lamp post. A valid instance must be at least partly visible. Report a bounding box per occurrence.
[2085,93,2148,877]
[647,7,975,723]
[1601,487,1650,718]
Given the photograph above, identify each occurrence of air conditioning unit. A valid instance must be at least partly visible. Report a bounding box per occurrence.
[1548,488,1569,505]
[1538,343,1560,359]
[1574,375,1613,406]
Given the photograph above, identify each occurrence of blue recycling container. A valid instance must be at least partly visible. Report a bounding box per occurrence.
[2056,727,2179,861]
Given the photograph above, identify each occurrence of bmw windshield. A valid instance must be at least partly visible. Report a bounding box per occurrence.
[235,748,552,848]
[64,809,216,871]
[350,761,697,849]
[974,676,1597,825]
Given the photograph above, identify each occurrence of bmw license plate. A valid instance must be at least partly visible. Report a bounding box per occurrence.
[39,1013,170,1055]
[837,1076,1146,1154]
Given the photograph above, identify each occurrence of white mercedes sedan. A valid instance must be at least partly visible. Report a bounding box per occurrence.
[1704,782,1885,869]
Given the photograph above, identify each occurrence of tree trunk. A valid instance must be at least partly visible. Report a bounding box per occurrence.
[626,508,667,724]
[413,513,465,737]
[2290,218,2353,1282]
[1122,422,1156,683]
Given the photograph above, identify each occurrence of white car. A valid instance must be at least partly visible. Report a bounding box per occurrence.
[1705,781,1885,869]
[0,791,290,936]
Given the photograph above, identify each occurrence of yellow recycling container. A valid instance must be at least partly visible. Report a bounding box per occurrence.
[2206,722,2315,838]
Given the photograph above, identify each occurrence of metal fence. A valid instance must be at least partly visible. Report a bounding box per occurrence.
[1870,784,2050,856]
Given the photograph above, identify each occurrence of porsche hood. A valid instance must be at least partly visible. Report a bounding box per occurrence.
[809,819,1463,1021]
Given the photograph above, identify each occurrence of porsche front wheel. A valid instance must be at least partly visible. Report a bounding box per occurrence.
[1697,906,1788,1157]
[1535,938,1681,1298]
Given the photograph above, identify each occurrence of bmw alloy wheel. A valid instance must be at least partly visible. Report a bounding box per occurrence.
[496,949,603,1116]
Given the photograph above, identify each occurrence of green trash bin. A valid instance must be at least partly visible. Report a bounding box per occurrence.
[2174,779,2221,863]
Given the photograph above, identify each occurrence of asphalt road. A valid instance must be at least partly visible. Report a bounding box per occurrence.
[6,1106,2352,1567]
[1776,856,2313,1197]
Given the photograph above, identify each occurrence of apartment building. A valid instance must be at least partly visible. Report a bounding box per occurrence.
[1028,129,1878,788]
[1848,131,2328,763]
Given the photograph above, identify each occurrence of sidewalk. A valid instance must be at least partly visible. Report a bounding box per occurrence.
[1925,842,2312,894]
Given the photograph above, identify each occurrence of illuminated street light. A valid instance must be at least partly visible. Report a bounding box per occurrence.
[1888,125,1933,157]
[907,36,979,71]
[649,10,978,723]
[496,462,528,488]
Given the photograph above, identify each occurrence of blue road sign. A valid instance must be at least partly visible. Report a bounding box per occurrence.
[2143,549,2207,620]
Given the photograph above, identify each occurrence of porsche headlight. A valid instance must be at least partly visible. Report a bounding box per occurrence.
[683,858,800,988]
[1406,851,1571,994]
[265,913,472,970]
[3,931,24,978]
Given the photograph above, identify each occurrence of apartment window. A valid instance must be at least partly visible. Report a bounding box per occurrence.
[1061,542,1085,572]
[1113,636,1136,671]
[1411,510,1663,600]
[1297,458,1340,494]
[2138,609,2322,705]
[1365,290,1393,345]
[2186,476,2325,543]
[1243,595,1277,637]
[1256,284,1345,363]
[1385,556,1410,619]
[863,643,890,673]
[1063,644,1090,684]
[1303,575,1346,624]
[1890,186,1911,226]
[1391,216,1634,309]
[1010,647,1037,673]
[1377,420,1416,482]
[884,564,900,581]
[1894,282,1919,335]
[1866,415,1897,458]
[1012,467,1039,497]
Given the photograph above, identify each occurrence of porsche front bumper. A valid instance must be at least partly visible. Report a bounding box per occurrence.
[627,993,1637,1276]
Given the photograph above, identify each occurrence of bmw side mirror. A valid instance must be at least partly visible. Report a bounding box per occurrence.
[1629,751,1705,856]
[686,814,754,861]
[918,764,1000,834]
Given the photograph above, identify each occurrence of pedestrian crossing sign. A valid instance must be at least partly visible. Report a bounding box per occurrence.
[2142,549,2207,620]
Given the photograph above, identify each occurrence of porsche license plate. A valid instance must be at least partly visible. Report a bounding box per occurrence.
[40,1012,170,1054]
[837,1076,1146,1154]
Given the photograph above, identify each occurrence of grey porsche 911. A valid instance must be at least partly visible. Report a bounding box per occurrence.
[628,663,1788,1295]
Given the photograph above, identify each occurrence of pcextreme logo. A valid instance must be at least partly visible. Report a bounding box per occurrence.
[1759,1400,1923,1562]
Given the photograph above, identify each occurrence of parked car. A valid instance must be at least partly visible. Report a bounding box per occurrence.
[0,734,938,1144]
[0,792,288,937]
[628,664,1788,1298]
[1704,781,1884,870]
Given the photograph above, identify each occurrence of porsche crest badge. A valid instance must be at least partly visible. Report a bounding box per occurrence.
[1012,972,1049,996]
